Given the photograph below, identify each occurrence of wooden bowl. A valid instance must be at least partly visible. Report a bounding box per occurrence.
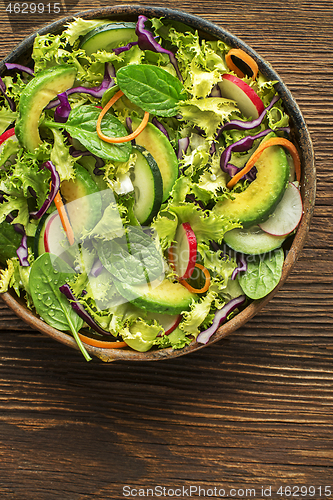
[0,5,316,362]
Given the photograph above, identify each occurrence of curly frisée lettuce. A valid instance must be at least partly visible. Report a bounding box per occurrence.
[0,14,301,360]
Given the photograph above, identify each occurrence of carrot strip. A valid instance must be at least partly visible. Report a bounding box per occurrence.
[78,332,127,349]
[51,182,75,246]
[226,137,301,190]
[180,263,211,294]
[96,89,149,143]
[225,48,259,80]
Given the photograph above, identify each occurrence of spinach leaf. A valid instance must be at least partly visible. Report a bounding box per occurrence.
[45,105,131,162]
[29,253,91,361]
[0,221,22,263]
[238,248,284,300]
[96,226,164,285]
[116,64,186,117]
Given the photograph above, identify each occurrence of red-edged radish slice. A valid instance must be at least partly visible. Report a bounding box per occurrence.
[0,127,16,147]
[259,182,303,236]
[44,211,71,255]
[219,74,265,119]
[150,313,182,337]
[173,222,197,280]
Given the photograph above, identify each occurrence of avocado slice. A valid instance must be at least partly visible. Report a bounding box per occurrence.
[114,278,197,315]
[60,164,102,238]
[15,65,77,152]
[132,118,179,202]
[79,23,137,57]
[215,133,290,228]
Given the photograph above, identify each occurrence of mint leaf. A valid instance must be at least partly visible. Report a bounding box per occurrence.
[116,64,186,117]
[238,248,284,300]
[96,226,164,285]
[47,105,132,162]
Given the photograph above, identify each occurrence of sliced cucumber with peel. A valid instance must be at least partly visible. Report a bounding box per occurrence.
[79,22,137,57]
[132,118,179,202]
[224,225,286,255]
[131,145,163,225]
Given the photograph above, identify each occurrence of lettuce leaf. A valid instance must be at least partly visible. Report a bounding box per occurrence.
[50,128,76,181]
[0,107,17,135]
[120,318,162,352]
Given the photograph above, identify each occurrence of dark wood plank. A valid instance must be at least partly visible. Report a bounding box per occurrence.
[1,0,333,497]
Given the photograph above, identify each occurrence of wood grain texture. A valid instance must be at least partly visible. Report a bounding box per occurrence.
[0,0,333,498]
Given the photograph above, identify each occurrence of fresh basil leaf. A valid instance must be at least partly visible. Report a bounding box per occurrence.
[238,248,284,300]
[63,105,132,162]
[0,221,22,263]
[29,253,83,332]
[116,64,186,117]
[96,226,164,285]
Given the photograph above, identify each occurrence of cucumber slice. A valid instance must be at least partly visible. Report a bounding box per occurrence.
[33,213,48,259]
[132,118,178,202]
[79,22,137,57]
[114,278,197,315]
[224,225,286,255]
[132,145,163,225]
[15,65,77,152]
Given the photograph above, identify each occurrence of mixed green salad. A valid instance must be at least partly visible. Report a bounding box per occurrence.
[0,15,303,360]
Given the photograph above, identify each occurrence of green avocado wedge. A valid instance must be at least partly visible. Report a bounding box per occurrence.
[132,118,179,202]
[79,22,137,57]
[215,133,290,228]
[60,163,102,238]
[114,278,197,315]
[15,65,77,152]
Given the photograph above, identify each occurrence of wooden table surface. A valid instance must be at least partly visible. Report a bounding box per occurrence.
[0,0,332,498]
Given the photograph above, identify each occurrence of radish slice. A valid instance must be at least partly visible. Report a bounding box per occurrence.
[173,222,197,279]
[44,211,71,255]
[0,127,16,146]
[219,74,265,119]
[259,182,303,236]
[150,313,182,336]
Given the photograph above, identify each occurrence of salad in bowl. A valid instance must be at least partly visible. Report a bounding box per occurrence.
[0,8,313,361]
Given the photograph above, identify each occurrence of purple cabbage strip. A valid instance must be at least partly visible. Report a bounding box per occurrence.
[177,137,190,160]
[0,76,15,111]
[90,258,103,278]
[224,163,257,183]
[4,212,25,236]
[231,254,247,280]
[136,15,182,81]
[5,62,34,77]
[114,40,139,55]
[30,160,60,219]
[197,295,246,344]
[209,84,222,98]
[152,117,170,140]
[220,128,273,177]
[69,147,105,175]
[46,63,116,109]
[16,234,29,267]
[125,116,133,134]
[54,92,71,123]
[59,283,113,337]
[218,94,280,135]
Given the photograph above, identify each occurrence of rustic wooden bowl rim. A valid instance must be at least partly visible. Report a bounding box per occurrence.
[0,5,316,362]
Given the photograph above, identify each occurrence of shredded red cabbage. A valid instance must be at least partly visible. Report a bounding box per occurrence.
[197,295,246,344]
[5,63,34,77]
[30,160,60,219]
[177,137,190,160]
[218,94,280,134]
[54,92,71,123]
[220,128,273,180]
[59,283,114,336]
[136,16,182,81]
[209,84,222,97]
[16,234,29,267]
[0,76,15,111]
[90,258,103,278]
[152,117,170,140]
[46,63,116,109]
[231,254,247,280]
[113,41,139,55]
[69,147,105,175]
